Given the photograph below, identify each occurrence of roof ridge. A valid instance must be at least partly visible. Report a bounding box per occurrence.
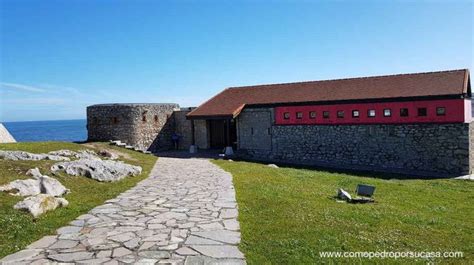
[227,69,469,90]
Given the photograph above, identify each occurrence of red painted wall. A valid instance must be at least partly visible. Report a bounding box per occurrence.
[275,99,466,125]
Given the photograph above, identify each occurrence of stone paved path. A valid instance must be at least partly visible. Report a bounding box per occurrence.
[1,157,245,264]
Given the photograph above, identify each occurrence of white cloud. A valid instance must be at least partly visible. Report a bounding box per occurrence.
[0,82,46,93]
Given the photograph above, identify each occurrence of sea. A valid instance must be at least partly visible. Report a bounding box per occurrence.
[2,119,87,142]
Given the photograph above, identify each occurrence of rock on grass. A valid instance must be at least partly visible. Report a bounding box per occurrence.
[0,150,70,161]
[14,194,69,218]
[51,159,142,182]
[0,168,69,197]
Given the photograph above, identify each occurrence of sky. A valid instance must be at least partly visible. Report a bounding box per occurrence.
[0,0,472,122]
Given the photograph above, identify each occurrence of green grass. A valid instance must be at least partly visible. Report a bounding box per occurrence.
[0,142,157,258]
[213,160,474,264]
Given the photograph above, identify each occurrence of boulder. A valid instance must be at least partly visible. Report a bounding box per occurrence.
[26,168,43,179]
[14,194,68,218]
[39,175,69,197]
[52,159,142,182]
[0,179,41,196]
[1,168,69,197]
[98,149,119,160]
[0,150,70,161]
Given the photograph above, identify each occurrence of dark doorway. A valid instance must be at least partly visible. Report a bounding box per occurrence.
[209,120,225,148]
[209,119,237,149]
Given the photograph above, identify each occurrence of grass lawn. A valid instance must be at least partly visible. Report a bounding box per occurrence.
[213,160,474,264]
[0,142,157,258]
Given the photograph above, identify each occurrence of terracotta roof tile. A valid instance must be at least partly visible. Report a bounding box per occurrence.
[187,69,470,119]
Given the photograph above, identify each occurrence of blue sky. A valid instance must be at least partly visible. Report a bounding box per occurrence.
[0,0,472,122]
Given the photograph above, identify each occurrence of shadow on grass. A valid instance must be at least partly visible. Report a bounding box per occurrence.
[219,156,455,181]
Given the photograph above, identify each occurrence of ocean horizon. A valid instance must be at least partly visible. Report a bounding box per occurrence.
[2,119,87,142]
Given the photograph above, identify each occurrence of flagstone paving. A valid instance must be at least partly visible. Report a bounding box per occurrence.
[1,157,245,264]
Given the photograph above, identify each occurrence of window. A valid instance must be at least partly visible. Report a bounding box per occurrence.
[142,115,147,122]
[337,111,344,118]
[400,108,409,117]
[436,107,446,116]
[112,117,118,124]
[283,112,290,120]
[323,111,330,119]
[296,112,303,119]
[154,115,159,123]
[352,110,360,118]
[417,107,427,117]
[383,109,391,117]
[368,109,376,117]
[309,111,316,119]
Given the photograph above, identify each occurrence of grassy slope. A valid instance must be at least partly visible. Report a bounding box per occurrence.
[213,160,474,264]
[0,142,157,258]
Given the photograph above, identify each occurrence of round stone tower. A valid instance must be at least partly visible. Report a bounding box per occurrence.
[87,103,179,151]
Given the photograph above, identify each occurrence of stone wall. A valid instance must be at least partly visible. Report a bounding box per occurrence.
[237,107,473,177]
[237,108,273,152]
[173,108,194,150]
[194,120,209,149]
[87,103,179,151]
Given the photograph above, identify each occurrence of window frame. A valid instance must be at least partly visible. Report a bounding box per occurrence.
[309,111,316,119]
[283,112,290,120]
[383,108,392,117]
[337,110,345,118]
[352,110,360,118]
[417,107,427,117]
[367,109,376,118]
[400,108,409,117]
[323,111,330,119]
[296,112,303,119]
[436,107,446,116]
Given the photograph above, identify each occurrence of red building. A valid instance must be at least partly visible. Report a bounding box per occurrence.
[186,69,472,177]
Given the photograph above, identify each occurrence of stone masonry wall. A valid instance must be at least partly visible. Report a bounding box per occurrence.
[87,103,179,151]
[194,120,209,149]
[237,107,473,177]
[173,109,194,150]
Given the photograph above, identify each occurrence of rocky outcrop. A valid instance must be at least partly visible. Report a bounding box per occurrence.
[0,168,69,197]
[0,150,70,161]
[48,150,78,157]
[14,194,69,218]
[51,159,142,182]
[0,123,15,143]
[74,150,99,160]
[0,179,41,196]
